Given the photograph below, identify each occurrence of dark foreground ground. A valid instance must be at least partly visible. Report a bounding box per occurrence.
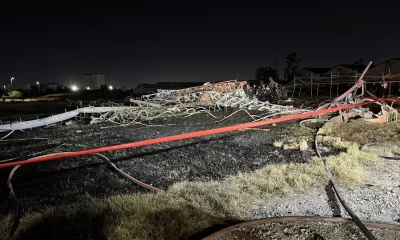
[0,101,312,216]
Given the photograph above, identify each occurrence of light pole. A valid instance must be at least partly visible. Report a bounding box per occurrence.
[36,81,40,96]
[3,85,5,96]
[27,84,30,97]
[10,77,14,87]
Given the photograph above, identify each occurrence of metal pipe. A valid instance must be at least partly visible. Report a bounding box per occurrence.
[202,216,400,240]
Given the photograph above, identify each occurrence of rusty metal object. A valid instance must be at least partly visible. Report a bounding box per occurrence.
[173,80,247,97]
[388,107,398,122]
[317,61,399,123]
[341,107,374,122]
[199,92,214,106]
[330,61,372,104]
[339,105,398,124]
[202,216,400,240]
[360,105,398,123]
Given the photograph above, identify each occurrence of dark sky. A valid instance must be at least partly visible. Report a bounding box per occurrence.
[0,1,399,88]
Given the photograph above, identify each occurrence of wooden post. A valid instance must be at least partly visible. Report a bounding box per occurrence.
[299,83,302,96]
[292,79,295,98]
[364,82,367,96]
[337,72,340,97]
[337,83,339,97]
[355,70,358,84]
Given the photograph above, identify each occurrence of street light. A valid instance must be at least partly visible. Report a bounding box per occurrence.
[86,86,90,90]
[3,85,6,95]
[109,85,113,90]
[71,85,78,92]
[11,77,14,87]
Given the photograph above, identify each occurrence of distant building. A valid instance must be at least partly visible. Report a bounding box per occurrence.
[72,74,105,90]
[368,58,400,76]
[42,83,58,92]
[329,64,369,76]
[299,68,332,77]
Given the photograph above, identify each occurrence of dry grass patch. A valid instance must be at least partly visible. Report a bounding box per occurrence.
[321,120,400,144]
[8,193,217,240]
[0,215,11,239]
[168,158,327,218]
[324,143,377,184]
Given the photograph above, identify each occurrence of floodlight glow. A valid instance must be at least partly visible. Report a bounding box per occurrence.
[36,81,39,85]
[86,86,90,90]
[71,85,78,92]
[109,85,113,90]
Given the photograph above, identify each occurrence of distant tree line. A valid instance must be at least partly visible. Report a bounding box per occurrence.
[255,52,301,83]
[99,84,111,97]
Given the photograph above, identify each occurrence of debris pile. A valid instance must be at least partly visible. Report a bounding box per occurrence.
[1,66,399,133]
[139,80,294,111]
[0,80,307,132]
[316,61,398,123]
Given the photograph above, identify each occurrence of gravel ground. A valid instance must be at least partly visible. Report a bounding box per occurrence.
[241,156,400,239]
[218,222,400,240]
[0,102,313,214]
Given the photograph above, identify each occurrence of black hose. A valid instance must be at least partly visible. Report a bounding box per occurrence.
[315,132,376,240]
[7,165,21,240]
[92,153,259,240]
[91,153,161,193]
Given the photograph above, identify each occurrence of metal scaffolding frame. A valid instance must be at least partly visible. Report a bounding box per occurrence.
[288,72,400,98]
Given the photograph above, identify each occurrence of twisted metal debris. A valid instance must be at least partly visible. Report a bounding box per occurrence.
[92,80,305,125]
[140,80,294,110]
[1,80,307,132]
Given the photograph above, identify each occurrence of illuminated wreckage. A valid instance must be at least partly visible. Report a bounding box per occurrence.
[0,68,398,132]
[317,61,398,123]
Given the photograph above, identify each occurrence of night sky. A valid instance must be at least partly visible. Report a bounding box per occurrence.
[1,1,399,89]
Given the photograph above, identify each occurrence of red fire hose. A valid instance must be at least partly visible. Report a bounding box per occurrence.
[0,100,386,169]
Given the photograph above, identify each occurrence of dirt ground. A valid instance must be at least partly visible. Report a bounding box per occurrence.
[0,101,312,215]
